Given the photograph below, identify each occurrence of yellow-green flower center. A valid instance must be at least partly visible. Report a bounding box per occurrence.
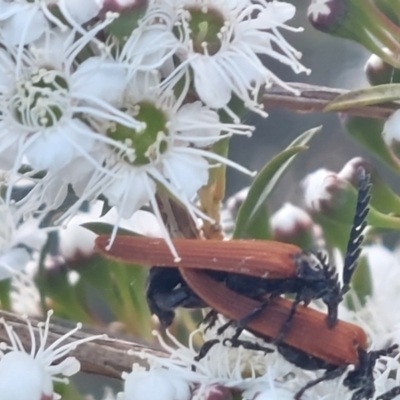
[182,7,225,55]
[11,68,69,128]
[109,102,169,166]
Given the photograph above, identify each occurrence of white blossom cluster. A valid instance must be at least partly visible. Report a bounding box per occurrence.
[0,0,309,263]
[118,316,400,400]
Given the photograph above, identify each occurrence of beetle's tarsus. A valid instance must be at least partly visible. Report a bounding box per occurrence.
[225,332,274,355]
[194,339,220,362]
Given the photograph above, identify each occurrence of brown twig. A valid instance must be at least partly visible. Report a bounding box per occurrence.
[263,83,397,119]
[0,310,168,380]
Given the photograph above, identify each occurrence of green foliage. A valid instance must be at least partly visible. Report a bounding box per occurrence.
[325,84,400,111]
[342,116,400,174]
[233,126,321,239]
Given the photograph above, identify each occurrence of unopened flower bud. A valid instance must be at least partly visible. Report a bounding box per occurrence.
[341,157,400,216]
[307,0,346,33]
[270,203,314,249]
[226,187,249,219]
[383,110,400,158]
[337,157,371,186]
[365,53,400,86]
[302,168,358,224]
[308,0,400,68]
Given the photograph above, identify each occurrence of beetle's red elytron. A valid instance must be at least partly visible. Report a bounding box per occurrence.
[96,168,370,331]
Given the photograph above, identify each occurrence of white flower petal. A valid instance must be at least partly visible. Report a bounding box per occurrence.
[72,57,128,106]
[103,168,154,218]
[63,0,102,23]
[25,119,96,171]
[0,351,50,400]
[192,56,232,109]
[0,4,48,46]
[162,151,209,198]
[0,248,30,278]
[174,102,221,147]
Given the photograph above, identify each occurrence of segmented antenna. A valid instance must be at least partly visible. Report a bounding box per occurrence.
[341,167,371,295]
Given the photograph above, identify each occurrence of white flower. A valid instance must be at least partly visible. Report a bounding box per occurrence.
[120,24,181,75]
[307,0,332,21]
[120,315,400,400]
[0,23,144,201]
[44,74,254,259]
[120,322,289,400]
[121,364,192,400]
[0,198,46,280]
[0,310,105,400]
[137,0,310,119]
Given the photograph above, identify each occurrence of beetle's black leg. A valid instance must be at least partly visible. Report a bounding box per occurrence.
[273,293,302,344]
[344,345,399,400]
[224,328,274,354]
[194,339,220,362]
[217,319,235,335]
[235,296,275,330]
[341,168,371,296]
[202,309,219,331]
[294,367,346,400]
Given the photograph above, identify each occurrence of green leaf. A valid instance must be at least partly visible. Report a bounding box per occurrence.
[368,207,400,230]
[106,6,148,39]
[54,381,87,400]
[342,115,400,175]
[325,83,400,111]
[0,279,11,310]
[314,214,351,253]
[345,256,372,309]
[37,267,92,323]
[369,169,400,214]
[79,256,153,339]
[81,222,144,237]
[233,126,321,239]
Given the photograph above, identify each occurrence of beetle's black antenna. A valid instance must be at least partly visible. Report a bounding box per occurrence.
[341,167,371,296]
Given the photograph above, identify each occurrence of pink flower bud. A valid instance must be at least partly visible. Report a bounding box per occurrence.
[271,203,314,248]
